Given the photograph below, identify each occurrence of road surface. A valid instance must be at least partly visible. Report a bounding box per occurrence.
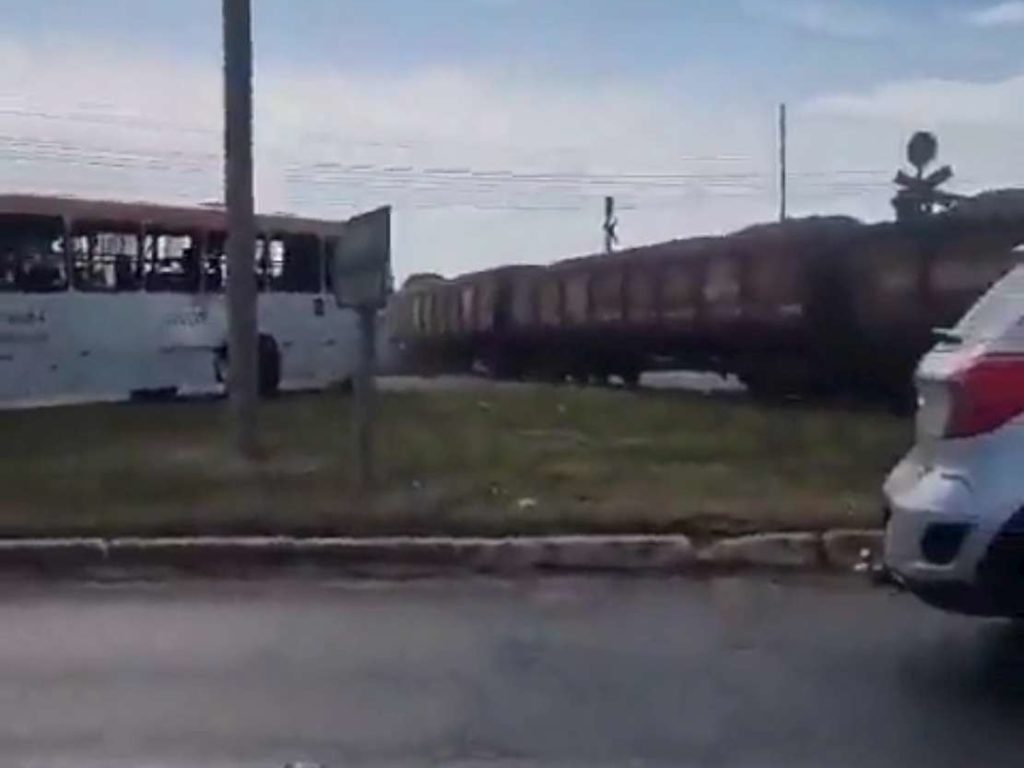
[0,575,1021,767]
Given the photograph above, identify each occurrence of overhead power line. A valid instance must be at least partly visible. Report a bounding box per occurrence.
[0,118,985,214]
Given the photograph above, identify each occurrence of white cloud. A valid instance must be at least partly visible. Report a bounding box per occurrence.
[800,73,1024,198]
[965,1,1024,27]
[805,73,1024,125]
[739,0,895,38]
[1,36,1022,282]
[0,38,785,278]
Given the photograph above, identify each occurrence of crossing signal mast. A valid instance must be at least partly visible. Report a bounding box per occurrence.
[603,196,618,254]
[892,131,962,221]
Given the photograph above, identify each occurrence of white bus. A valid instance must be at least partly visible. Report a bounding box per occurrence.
[0,194,362,407]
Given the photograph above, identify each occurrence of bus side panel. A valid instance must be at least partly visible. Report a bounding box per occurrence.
[0,292,223,406]
[71,293,223,400]
[0,294,66,406]
[313,300,360,388]
[259,294,321,389]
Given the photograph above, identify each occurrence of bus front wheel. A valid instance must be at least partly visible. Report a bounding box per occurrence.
[257,335,281,398]
[214,334,281,399]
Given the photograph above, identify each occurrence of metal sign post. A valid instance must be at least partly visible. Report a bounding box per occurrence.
[332,206,391,492]
[353,304,376,489]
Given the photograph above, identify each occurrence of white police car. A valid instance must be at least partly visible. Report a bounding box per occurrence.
[883,263,1024,615]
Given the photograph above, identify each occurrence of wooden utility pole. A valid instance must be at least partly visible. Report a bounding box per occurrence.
[778,102,788,222]
[223,0,259,457]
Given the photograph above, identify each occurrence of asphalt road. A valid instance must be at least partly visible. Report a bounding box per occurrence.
[1,575,1023,767]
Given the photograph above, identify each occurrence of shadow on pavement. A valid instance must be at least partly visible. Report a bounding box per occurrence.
[902,619,1024,720]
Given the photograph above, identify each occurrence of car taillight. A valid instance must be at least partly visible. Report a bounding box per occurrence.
[945,354,1024,438]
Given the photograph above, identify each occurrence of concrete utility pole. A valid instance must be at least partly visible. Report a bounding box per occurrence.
[223,0,259,458]
[778,102,788,222]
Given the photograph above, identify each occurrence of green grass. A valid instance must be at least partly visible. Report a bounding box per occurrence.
[0,386,912,539]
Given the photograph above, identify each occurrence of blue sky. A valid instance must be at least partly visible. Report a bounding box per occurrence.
[10,1,1024,92]
[0,0,1023,277]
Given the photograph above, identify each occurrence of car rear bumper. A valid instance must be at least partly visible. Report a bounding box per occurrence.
[883,467,987,581]
[884,473,1024,616]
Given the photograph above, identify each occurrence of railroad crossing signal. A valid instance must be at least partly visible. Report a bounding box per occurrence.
[603,196,618,254]
[907,131,937,174]
[892,131,961,220]
[894,165,954,195]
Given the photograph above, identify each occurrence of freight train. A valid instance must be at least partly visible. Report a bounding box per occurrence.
[385,191,1024,402]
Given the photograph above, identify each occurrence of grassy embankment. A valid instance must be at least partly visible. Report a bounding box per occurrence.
[0,386,910,539]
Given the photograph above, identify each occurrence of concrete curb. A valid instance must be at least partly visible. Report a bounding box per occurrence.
[0,530,883,580]
[697,532,822,570]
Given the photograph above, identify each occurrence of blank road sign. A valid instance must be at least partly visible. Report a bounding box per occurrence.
[332,206,391,309]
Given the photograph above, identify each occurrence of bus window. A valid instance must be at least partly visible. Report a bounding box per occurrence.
[200,234,270,293]
[0,237,67,293]
[144,234,200,293]
[324,237,339,294]
[71,230,140,292]
[255,237,270,291]
[203,233,226,292]
[271,234,321,293]
[266,238,285,287]
[0,216,67,293]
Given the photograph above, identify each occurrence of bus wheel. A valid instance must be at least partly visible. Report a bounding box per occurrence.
[258,334,281,398]
[214,345,229,391]
[130,387,179,402]
[213,336,281,399]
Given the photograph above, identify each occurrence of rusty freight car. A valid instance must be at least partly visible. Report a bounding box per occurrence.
[386,266,541,374]
[511,217,865,390]
[388,193,1024,401]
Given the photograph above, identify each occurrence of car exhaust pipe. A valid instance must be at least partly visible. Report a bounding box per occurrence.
[870,562,906,591]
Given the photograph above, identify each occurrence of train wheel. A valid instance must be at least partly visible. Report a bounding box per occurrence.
[569,369,589,387]
[737,369,788,402]
[214,345,229,390]
[533,366,565,385]
[485,356,525,381]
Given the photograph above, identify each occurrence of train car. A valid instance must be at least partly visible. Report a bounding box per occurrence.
[492,217,861,389]
[714,212,1024,399]
[677,217,863,394]
[839,202,1024,397]
[500,238,712,384]
[385,265,540,375]
[387,191,1024,401]
[384,273,442,372]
